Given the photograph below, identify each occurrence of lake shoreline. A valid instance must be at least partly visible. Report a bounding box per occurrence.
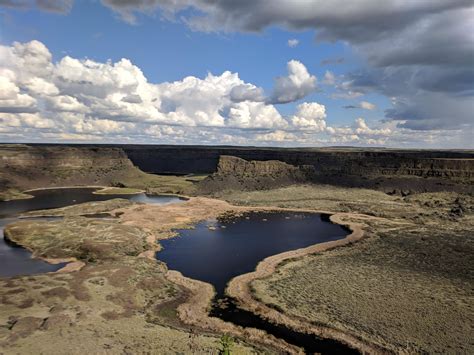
[129,198,377,353]
[0,191,382,353]
[225,211,384,354]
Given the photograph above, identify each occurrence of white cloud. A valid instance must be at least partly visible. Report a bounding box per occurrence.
[0,76,37,113]
[269,60,317,104]
[353,117,391,136]
[0,40,469,148]
[0,40,290,139]
[229,83,265,102]
[322,70,335,86]
[360,101,376,110]
[227,101,288,129]
[291,102,327,131]
[255,130,296,142]
[287,39,299,48]
[24,77,60,96]
[46,95,89,113]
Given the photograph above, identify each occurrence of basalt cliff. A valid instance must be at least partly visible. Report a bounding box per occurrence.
[0,144,141,194]
[1,144,473,196]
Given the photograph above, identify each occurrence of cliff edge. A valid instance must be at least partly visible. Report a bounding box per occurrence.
[198,155,315,193]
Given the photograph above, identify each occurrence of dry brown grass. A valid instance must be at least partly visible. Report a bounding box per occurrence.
[220,184,474,353]
[0,258,258,354]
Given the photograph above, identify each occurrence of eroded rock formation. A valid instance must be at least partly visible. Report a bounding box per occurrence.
[198,155,315,192]
[0,144,139,193]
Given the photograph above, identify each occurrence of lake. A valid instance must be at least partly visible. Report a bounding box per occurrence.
[157,211,349,296]
[157,210,357,354]
[0,188,184,278]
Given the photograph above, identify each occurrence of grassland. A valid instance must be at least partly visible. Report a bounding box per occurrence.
[0,257,258,354]
[2,180,473,353]
[0,196,276,354]
[219,185,474,353]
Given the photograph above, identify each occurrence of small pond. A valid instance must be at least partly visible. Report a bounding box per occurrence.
[0,188,184,278]
[157,211,358,354]
[157,211,349,297]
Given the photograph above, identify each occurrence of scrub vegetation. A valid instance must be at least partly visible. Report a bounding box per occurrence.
[0,197,265,354]
[219,185,474,353]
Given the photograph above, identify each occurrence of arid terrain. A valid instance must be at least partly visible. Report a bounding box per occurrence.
[221,186,474,353]
[0,144,473,354]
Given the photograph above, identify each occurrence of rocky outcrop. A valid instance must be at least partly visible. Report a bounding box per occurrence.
[0,145,140,193]
[216,155,314,178]
[198,156,315,193]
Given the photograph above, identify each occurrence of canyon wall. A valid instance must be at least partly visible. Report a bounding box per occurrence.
[123,146,471,177]
[1,144,473,194]
[120,145,473,192]
[198,155,316,193]
[0,144,139,191]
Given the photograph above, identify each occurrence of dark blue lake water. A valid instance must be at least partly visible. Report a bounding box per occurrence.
[0,188,184,278]
[157,211,349,297]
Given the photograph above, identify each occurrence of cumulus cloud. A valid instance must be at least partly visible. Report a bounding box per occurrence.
[291,102,326,132]
[94,0,473,132]
[227,101,287,129]
[0,40,470,148]
[287,39,299,48]
[229,83,265,103]
[324,117,392,146]
[0,40,293,142]
[268,60,317,104]
[0,76,37,113]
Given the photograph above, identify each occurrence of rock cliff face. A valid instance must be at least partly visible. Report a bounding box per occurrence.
[198,156,315,192]
[216,155,314,178]
[121,145,473,193]
[1,144,473,194]
[121,145,474,182]
[198,154,474,194]
[0,145,139,192]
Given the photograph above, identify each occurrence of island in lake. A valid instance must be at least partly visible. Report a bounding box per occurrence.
[0,144,472,354]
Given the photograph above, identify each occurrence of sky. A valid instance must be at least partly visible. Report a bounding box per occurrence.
[0,0,472,148]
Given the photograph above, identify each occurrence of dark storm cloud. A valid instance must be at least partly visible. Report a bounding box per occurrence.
[3,0,473,132]
[98,0,472,130]
[0,0,72,13]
